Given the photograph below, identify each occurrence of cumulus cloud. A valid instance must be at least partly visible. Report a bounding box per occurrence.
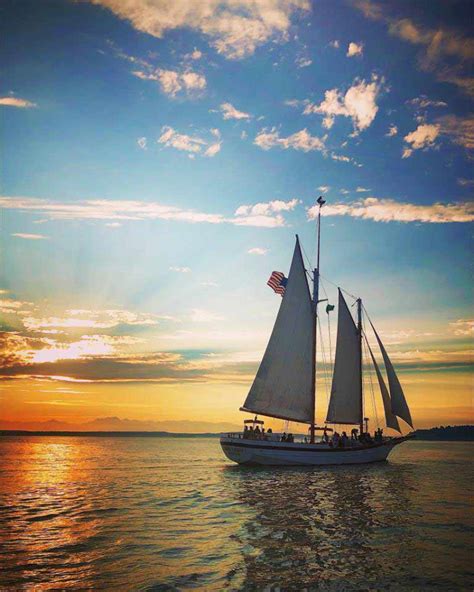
[402,123,440,157]
[133,67,206,97]
[308,197,474,223]
[254,127,325,152]
[247,247,268,255]
[347,42,363,57]
[0,97,36,108]
[304,75,383,132]
[91,0,310,60]
[220,102,251,120]
[12,233,49,240]
[0,196,300,228]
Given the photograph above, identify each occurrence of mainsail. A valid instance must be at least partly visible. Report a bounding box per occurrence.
[241,237,314,424]
[371,322,414,429]
[326,290,362,425]
[366,341,401,432]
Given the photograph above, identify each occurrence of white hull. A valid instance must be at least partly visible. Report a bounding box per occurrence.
[220,435,413,466]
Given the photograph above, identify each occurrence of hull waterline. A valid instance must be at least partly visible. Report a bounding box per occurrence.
[220,434,414,466]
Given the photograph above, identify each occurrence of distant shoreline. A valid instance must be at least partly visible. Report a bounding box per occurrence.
[1,425,473,441]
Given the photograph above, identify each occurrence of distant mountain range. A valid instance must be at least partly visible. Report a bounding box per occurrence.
[0,417,242,434]
[0,418,472,440]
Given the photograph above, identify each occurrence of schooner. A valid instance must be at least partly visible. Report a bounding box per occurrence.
[220,197,415,465]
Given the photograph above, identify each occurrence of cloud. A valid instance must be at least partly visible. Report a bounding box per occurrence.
[308,197,474,223]
[407,96,448,109]
[190,309,225,323]
[133,67,206,97]
[354,0,474,97]
[169,266,191,273]
[203,128,222,157]
[318,185,330,193]
[247,247,268,255]
[449,319,474,336]
[234,198,300,227]
[22,309,163,331]
[11,233,49,240]
[457,178,474,187]
[346,42,363,57]
[386,125,398,137]
[356,187,370,192]
[0,97,36,108]
[436,114,474,150]
[303,75,383,132]
[254,127,325,152]
[158,126,221,157]
[329,40,340,49]
[296,56,312,68]
[91,0,310,60]
[402,123,440,157]
[137,137,147,150]
[0,196,299,228]
[0,299,34,315]
[186,49,203,60]
[105,222,122,228]
[220,102,251,120]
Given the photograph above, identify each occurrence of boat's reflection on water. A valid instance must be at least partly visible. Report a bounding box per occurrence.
[221,461,418,590]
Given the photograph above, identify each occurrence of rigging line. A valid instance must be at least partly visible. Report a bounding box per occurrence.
[300,241,314,273]
[362,312,380,429]
[363,336,379,429]
[319,273,359,302]
[317,316,330,409]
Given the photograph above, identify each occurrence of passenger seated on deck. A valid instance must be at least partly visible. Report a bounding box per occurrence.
[287,433,294,443]
[332,432,340,447]
[261,428,266,440]
[254,425,261,437]
[323,428,329,443]
[248,426,254,439]
[281,432,287,442]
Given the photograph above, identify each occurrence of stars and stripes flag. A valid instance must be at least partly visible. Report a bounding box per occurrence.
[267,271,287,296]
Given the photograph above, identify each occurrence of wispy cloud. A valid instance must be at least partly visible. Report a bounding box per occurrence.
[407,96,448,109]
[354,0,474,97]
[0,97,36,108]
[169,266,191,273]
[437,114,474,150]
[220,102,251,120]
[329,40,340,49]
[93,0,310,60]
[137,137,147,150]
[22,309,164,331]
[158,126,221,157]
[254,127,325,152]
[303,75,384,133]
[386,124,398,137]
[346,42,364,57]
[0,196,298,228]
[318,185,330,193]
[247,247,268,255]
[296,56,312,68]
[449,319,474,336]
[12,233,49,240]
[308,197,474,223]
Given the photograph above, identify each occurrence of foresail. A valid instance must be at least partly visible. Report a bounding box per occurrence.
[326,290,362,425]
[371,322,414,429]
[241,237,314,424]
[366,341,401,432]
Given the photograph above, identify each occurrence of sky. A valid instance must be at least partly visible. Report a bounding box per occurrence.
[0,0,473,432]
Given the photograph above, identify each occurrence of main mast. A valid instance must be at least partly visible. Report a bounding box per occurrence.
[357,298,364,436]
[310,196,325,443]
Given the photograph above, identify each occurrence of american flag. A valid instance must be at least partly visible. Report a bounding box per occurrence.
[267,271,287,296]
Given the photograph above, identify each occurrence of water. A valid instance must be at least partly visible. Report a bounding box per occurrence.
[0,437,472,591]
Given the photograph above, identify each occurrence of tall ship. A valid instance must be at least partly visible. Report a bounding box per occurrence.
[220,197,415,465]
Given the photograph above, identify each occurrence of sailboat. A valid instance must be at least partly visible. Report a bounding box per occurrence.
[220,197,415,466]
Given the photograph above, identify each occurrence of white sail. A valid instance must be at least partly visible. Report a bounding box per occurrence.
[371,322,414,429]
[241,237,314,424]
[326,290,362,425]
[366,341,401,432]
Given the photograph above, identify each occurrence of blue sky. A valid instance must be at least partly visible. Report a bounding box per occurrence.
[0,0,472,430]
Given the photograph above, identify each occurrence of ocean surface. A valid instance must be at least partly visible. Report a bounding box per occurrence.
[0,437,472,591]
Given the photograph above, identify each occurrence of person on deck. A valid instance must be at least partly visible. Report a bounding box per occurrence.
[281,432,287,442]
[341,431,348,447]
[244,425,249,439]
[287,433,294,443]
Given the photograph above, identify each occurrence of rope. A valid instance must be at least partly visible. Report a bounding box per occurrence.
[362,312,380,429]
[319,273,359,302]
[317,316,330,409]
